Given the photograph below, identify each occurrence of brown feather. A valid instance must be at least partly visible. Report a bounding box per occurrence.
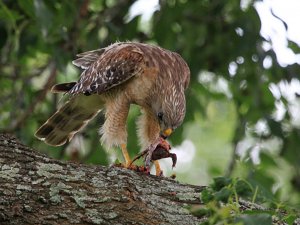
[35,94,103,146]
[51,82,77,93]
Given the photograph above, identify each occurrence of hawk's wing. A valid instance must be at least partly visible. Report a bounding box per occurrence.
[69,44,144,95]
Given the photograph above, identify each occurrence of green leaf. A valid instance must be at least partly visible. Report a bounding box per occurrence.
[215,187,232,203]
[0,2,22,29]
[212,177,232,191]
[283,214,298,225]
[18,0,34,17]
[201,189,214,204]
[287,40,300,53]
[235,179,253,197]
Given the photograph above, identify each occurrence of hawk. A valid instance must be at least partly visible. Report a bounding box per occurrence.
[35,42,190,175]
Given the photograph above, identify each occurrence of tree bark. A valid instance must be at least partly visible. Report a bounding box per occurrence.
[0,134,206,225]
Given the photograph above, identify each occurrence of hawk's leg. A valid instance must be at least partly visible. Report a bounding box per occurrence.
[154,160,163,176]
[120,143,132,168]
[100,95,134,168]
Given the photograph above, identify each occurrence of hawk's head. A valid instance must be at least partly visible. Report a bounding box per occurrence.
[153,86,186,139]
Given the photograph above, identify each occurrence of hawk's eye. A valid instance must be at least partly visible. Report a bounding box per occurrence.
[157,112,163,121]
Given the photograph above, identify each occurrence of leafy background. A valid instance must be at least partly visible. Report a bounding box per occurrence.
[1,0,299,214]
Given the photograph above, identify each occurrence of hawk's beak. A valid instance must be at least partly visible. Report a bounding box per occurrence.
[160,128,173,139]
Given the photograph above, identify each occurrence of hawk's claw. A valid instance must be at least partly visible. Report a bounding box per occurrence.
[158,170,164,177]
[128,137,177,175]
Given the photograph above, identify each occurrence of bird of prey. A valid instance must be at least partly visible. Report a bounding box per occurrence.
[35,42,190,175]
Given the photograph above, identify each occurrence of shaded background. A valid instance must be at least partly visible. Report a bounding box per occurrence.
[1,0,299,207]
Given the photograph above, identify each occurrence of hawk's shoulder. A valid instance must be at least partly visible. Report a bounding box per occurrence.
[69,43,145,95]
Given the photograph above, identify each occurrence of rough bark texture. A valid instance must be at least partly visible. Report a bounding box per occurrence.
[0,134,206,225]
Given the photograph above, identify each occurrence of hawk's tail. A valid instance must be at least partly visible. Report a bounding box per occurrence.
[35,93,103,146]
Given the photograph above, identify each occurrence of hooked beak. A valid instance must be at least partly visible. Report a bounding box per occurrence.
[160,128,173,139]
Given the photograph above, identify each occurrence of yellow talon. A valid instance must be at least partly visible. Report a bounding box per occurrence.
[120,143,131,168]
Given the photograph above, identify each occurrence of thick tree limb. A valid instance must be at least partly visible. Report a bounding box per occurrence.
[0,134,298,225]
[0,134,206,225]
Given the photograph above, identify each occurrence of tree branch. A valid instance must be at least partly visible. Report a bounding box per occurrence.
[0,134,206,225]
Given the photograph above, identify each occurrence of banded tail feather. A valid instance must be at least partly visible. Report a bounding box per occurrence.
[35,94,103,146]
[51,82,77,93]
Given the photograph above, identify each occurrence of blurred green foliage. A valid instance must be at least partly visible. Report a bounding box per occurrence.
[191,177,298,225]
[1,0,300,214]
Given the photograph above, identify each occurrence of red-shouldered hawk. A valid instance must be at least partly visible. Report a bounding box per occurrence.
[35,42,190,175]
